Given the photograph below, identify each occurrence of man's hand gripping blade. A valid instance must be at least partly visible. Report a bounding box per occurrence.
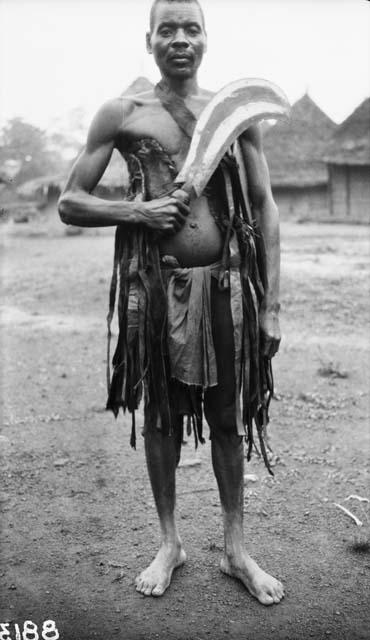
[175,77,290,197]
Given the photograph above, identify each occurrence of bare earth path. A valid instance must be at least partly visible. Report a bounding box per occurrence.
[0,221,369,639]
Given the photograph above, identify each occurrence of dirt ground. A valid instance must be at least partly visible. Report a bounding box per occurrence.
[0,219,369,640]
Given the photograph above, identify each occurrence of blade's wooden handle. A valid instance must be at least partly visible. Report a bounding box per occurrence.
[156,181,195,200]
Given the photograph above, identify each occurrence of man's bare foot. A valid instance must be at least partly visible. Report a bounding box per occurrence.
[220,552,285,605]
[135,542,186,597]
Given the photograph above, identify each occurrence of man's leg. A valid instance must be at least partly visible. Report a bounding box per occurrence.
[211,432,284,605]
[135,425,186,597]
[205,280,284,605]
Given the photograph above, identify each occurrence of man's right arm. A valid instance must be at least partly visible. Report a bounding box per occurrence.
[58,99,189,230]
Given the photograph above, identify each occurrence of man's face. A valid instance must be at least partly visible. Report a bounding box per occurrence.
[147,1,207,80]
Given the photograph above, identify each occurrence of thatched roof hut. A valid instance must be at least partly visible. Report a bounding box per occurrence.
[121,76,154,97]
[262,94,337,220]
[324,97,370,165]
[324,97,370,221]
[17,174,65,201]
[17,157,127,205]
[263,93,337,188]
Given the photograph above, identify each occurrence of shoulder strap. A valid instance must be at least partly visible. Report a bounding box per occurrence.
[155,81,197,140]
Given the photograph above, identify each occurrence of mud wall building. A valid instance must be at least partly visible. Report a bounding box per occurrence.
[325,98,370,222]
[263,93,337,221]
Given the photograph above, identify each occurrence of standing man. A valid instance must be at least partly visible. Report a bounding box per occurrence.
[59,0,284,605]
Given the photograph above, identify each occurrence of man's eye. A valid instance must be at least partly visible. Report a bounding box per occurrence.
[187,27,200,36]
[159,29,172,37]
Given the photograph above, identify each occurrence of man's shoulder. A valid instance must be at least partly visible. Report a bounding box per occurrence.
[94,90,155,122]
[90,93,152,140]
[121,87,156,99]
[120,88,157,107]
[92,97,125,132]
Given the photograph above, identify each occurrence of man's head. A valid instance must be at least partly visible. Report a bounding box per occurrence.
[147,0,207,80]
[149,0,205,33]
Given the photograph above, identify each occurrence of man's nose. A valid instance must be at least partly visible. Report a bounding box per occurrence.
[172,28,190,46]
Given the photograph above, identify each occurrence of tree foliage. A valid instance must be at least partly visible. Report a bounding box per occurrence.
[0,117,65,185]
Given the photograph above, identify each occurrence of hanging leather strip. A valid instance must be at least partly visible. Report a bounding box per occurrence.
[155,81,197,140]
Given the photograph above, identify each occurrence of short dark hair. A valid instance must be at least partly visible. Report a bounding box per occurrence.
[149,0,205,33]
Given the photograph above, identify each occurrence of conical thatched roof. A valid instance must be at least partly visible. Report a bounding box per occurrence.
[121,76,154,97]
[263,93,337,188]
[324,97,370,165]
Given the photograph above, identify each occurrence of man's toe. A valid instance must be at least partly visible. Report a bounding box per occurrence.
[259,592,274,605]
[152,583,166,597]
[137,579,147,593]
[142,583,154,596]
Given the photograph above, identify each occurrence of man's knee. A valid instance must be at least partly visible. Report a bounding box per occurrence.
[210,427,243,449]
[143,413,183,466]
[204,401,238,437]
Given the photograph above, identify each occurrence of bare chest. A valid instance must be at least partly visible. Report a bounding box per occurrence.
[117,100,203,170]
[115,97,224,267]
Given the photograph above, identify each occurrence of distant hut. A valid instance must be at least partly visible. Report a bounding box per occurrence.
[17,173,64,208]
[263,93,337,220]
[17,155,127,220]
[325,98,370,222]
[16,173,65,224]
[121,76,154,97]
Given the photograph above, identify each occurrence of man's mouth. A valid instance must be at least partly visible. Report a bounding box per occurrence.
[170,54,192,62]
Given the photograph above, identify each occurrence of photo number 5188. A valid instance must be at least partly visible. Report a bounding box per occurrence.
[0,621,59,640]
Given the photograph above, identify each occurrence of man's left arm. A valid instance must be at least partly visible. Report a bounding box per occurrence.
[239,125,281,358]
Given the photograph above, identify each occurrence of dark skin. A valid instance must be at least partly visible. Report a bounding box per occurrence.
[59,0,283,603]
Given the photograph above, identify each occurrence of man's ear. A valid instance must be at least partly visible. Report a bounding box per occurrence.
[146,32,152,54]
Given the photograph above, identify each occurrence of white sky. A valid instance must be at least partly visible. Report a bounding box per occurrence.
[0,0,369,131]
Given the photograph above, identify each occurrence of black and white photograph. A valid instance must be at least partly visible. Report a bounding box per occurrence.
[0,0,369,638]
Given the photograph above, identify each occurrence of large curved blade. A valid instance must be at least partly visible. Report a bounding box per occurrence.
[175,78,290,196]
